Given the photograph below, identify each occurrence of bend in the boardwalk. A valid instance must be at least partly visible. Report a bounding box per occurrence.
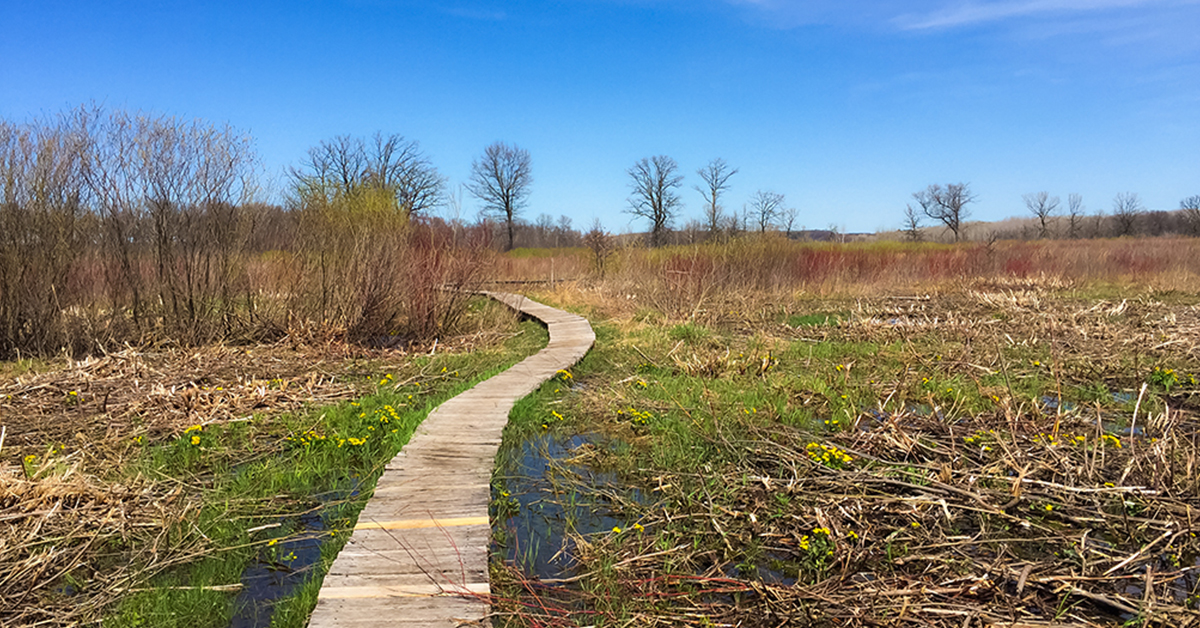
[307,292,594,627]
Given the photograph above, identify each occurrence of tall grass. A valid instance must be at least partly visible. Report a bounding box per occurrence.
[0,108,493,359]
[500,235,1200,317]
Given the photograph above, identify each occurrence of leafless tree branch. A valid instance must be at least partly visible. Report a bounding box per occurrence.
[466,142,532,251]
[626,155,683,248]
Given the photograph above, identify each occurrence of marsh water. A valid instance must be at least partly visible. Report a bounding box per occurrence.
[227,481,361,628]
[492,432,647,580]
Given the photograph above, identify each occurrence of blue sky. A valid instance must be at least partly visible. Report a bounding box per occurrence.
[3,0,1197,233]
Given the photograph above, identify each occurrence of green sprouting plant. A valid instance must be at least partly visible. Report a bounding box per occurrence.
[795,527,837,572]
[106,316,549,628]
[964,429,996,452]
[669,322,712,344]
[491,484,521,519]
[617,407,654,427]
[786,312,846,327]
[822,416,847,431]
[805,442,852,469]
[1149,366,1178,392]
[22,453,38,478]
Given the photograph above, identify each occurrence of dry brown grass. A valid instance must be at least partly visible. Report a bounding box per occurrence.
[0,301,524,625]
[493,279,1200,627]
[501,237,1200,321]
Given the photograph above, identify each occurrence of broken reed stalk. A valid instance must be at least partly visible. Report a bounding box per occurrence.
[494,284,1200,627]
[0,336,496,626]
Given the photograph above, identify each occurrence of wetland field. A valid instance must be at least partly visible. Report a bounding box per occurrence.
[0,299,542,627]
[486,242,1200,627]
[2,237,1200,627]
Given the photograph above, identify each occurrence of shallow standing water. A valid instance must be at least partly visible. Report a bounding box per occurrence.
[227,481,361,628]
[492,432,646,580]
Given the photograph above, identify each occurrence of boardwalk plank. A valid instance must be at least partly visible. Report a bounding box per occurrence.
[307,293,593,628]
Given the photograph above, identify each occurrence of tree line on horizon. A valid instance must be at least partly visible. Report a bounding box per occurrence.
[464,147,1200,248]
[902,183,1200,243]
[4,105,1199,357]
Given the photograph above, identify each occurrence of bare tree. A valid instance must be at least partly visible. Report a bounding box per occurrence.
[367,132,445,215]
[695,158,737,240]
[676,219,701,244]
[828,223,845,244]
[626,155,682,247]
[1023,191,1060,239]
[1111,192,1143,237]
[725,206,747,237]
[748,190,785,233]
[534,212,554,247]
[722,211,741,237]
[444,183,465,242]
[781,206,799,238]
[555,215,577,247]
[1144,210,1170,235]
[87,109,149,324]
[583,218,615,279]
[1085,208,1107,239]
[902,204,924,242]
[913,183,975,242]
[295,135,364,193]
[1066,194,1084,239]
[0,112,90,355]
[1181,195,1200,236]
[140,114,256,337]
[290,133,443,217]
[467,141,532,251]
[69,108,259,342]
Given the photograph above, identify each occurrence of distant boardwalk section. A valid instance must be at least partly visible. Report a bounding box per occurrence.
[308,292,594,627]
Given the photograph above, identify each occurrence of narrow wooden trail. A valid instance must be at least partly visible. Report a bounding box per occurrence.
[307,293,594,627]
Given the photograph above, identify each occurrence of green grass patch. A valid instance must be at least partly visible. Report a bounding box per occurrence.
[109,318,548,628]
[667,322,712,345]
[504,247,587,259]
[489,289,1200,626]
[785,311,848,327]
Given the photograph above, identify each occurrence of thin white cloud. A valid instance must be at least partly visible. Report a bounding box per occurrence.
[718,0,1197,32]
[895,0,1186,30]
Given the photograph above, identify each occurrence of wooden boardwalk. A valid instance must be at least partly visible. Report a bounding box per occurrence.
[307,293,594,627]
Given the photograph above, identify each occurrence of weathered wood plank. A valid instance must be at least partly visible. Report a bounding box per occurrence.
[307,293,594,628]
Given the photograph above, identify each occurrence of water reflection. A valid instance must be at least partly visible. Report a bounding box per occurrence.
[493,433,645,580]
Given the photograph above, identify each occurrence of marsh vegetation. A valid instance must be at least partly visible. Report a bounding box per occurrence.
[489,243,1200,627]
[0,301,543,626]
[4,104,1200,626]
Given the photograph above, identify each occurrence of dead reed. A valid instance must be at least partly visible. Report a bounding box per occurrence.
[492,281,1200,627]
[0,309,525,626]
[497,237,1200,322]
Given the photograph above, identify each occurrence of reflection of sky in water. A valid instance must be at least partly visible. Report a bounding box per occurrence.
[493,433,645,580]
[494,433,807,589]
[1119,553,1200,619]
[229,482,359,628]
